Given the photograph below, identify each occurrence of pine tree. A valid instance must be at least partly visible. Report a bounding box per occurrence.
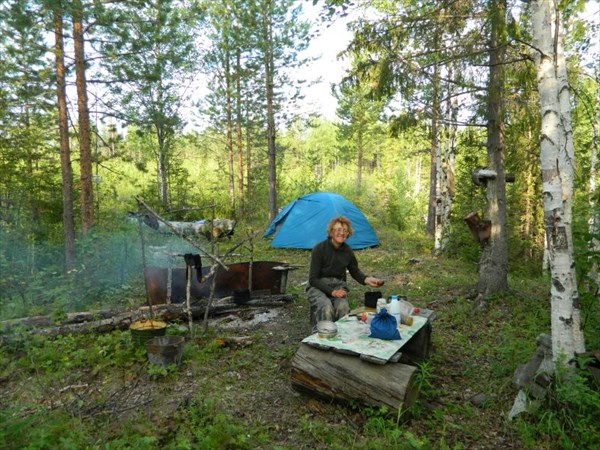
[52,0,76,271]
[97,0,202,210]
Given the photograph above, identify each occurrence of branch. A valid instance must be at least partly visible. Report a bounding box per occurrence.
[134,196,228,270]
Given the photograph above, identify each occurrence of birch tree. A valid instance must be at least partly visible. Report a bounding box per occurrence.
[530,0,585,364]
[434,65,458,252]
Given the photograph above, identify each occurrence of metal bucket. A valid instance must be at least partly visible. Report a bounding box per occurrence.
[145,335,185,367]
[130,319,167,347]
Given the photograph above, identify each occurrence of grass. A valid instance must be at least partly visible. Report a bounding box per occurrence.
[0,229,598,449]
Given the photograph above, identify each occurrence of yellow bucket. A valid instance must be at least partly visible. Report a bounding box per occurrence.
[129,319,167,347]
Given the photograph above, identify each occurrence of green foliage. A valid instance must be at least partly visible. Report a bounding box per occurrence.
[0,223,149,320]
[0,2,598,449]
[441,216,482,264]
[0,407,93,450]
[170,398,268,449]
[146,362,179,380]
[515,356,600,450]
[414,361,434,393]
[571,191,600,350]
[359,406,429,449]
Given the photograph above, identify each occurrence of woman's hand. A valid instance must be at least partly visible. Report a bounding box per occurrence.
[331,288,348,298]
[365,277,384,288]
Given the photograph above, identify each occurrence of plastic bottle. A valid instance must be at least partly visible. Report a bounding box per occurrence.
[398,297,414,324]
[388,295,401,327]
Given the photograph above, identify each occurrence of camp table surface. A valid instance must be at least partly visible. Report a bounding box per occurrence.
[302,313,429,363]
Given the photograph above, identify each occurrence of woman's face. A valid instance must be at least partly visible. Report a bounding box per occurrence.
[330,222,349,247]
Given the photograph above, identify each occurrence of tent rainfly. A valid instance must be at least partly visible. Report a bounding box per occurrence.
[263,192,380,250]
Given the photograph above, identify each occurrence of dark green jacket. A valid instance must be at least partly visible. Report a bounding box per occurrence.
[308,238,367,296]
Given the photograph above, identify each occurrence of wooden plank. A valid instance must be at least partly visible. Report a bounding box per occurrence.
[291,343,419,418]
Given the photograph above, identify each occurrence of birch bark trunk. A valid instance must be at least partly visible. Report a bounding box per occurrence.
[235,46,245,215]
[531,0,585,364]
[434,67,457,253]
[427,64,440,237]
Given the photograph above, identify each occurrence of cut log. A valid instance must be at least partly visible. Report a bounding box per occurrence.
[0,294,296,341]
[290,343,419,418]
[0,309,124,330]
[0,294,296,331]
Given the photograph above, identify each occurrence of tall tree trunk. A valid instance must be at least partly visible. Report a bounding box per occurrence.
[427,64,440,237]
[588,70,599,287]
[476,0,509,300]
[414,158,422,196]
[225,44,236,215]
[524,168,533,259]
[235,46,244,217]
[73,0,93,233]
[264,3,277,222]
[356,125,363,192]
[531,0,585,364]
[434,66,458,253]
[245,104,253,214]
[54,5,76,272]
[156,127,169,209]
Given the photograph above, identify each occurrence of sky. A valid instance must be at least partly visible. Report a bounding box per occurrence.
[120,1,599,133]
[181,3,352,130]
[294,2,353,121]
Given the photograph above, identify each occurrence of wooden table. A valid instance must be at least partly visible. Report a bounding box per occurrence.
[290,309,435,416]
[301,310,431,364]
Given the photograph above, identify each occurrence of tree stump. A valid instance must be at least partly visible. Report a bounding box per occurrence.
[290,343,419,418]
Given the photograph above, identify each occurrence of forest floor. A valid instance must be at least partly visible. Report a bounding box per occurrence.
[2,243,566,449]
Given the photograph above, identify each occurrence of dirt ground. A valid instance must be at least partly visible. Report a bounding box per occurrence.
[2,268,523,449]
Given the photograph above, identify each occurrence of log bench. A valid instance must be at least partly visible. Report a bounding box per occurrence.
[290,309,434,417]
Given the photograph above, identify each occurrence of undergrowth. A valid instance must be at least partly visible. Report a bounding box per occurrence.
[0,229,598,450]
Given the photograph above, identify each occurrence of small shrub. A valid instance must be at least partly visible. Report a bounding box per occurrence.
[515,356,600,449]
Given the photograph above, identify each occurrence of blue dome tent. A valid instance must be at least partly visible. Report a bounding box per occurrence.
[263,192,380,250]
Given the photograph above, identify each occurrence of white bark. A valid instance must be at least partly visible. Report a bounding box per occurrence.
[434,81,457,253]
[531,0,585,365]
[433,131,444,251]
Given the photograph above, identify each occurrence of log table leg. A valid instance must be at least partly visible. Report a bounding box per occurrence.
[399,321,432,365]
[291,344,419,418]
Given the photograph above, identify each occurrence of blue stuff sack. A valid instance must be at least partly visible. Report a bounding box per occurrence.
[369,308,401,340]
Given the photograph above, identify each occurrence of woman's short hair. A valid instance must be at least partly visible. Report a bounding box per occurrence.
[326,216,354,237]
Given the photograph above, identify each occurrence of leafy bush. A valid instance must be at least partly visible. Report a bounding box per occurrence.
[515,356,600,449]
[170,398,268,449]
